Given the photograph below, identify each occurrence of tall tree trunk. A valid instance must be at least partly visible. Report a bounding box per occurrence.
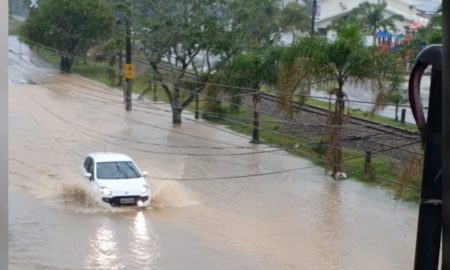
[153,83,157,101]
[195,93,199,119]
[172,84,182,124]
[250,92,260,143]
[172,107,182,124]
[60,55,72,73]
[331,88,345,179]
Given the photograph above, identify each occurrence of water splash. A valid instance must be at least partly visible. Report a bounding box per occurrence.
[150,181,198,210]
[57,184,127,214]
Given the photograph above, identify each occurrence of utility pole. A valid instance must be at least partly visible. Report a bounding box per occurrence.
[124,5,132,112]
[442,1,450,269]
[310,0,317,36]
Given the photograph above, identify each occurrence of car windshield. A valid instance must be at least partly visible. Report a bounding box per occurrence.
[96,161,141,179]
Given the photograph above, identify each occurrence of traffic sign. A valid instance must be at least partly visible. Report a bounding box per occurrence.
[124,64,135,80]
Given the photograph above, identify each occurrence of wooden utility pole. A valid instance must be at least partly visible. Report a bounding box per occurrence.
[442,1,450,269]
[124,10,132,111]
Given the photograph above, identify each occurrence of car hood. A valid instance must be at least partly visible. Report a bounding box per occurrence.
[97,177,150,196]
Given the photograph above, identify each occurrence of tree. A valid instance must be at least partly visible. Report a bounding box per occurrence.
[134,0,234,124]
[279,2,310,43]
[100,0,132,86]
[228,0,281,51]
[279,24,401,178]
[218,49,280,143]
[135,0,280,124]
[20,0,113,73]
[417,5,442,44]
[374,88,408,121]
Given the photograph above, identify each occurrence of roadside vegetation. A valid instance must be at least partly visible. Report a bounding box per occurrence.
[18,0,434,201]
[8,17,23,35]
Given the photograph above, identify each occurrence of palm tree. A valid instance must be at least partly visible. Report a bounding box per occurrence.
[219,49,280,143]
[374,88,408,121]
[278,23,400,178]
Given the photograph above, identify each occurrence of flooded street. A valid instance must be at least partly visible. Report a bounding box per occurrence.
[9,37,418,269]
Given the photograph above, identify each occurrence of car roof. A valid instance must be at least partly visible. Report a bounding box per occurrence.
[87,152,134,163]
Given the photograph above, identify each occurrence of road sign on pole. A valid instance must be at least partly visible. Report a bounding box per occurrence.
[124,64,135,80]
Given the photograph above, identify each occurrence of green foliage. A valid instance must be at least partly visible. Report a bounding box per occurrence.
[133,0,282,123]
[280,24,383,92]
[228,0,281,50]
[8,17,24,35]
[279,2,310,42]
[20,0,113,72]
[224,48,281,89]
[417,5,442,44]
[212,48,281,112]
[135,0,249,122]
[278,23,404,178]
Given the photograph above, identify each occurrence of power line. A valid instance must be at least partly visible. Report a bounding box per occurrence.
[151,140,421,193]
[10,57,422,192]
[15,83,423,192]
[12,61,392,139]
[11,62,422,158]
[18,41,421,139]
[17,39,420,110]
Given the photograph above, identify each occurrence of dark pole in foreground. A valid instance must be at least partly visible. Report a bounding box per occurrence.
[125,14,132,111]
[410,46,442,270]
[442,1,450,269]
[310,0,317,36]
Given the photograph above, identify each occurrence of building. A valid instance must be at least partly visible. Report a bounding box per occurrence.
[302,0,438,45]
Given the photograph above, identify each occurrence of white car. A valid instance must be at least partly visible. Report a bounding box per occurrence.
[81,152,151,207]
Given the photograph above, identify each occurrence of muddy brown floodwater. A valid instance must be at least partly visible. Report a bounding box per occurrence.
[9,36,418,270]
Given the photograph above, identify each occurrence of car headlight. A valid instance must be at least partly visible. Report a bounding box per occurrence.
[140,185,149,193]
[99,187,112,196]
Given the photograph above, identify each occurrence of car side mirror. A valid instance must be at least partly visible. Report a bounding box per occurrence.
[142,171,148,177]
[84,172,92,179]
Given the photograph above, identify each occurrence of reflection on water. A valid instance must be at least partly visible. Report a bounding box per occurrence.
[85,212,160,270]
[85,221,124,270]
[129,211,160,267]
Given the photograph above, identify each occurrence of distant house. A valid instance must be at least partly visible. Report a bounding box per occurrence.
[284,0,439,45]
[280,0,441,45]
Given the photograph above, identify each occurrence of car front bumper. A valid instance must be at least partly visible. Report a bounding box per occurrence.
[102,196,150,207]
